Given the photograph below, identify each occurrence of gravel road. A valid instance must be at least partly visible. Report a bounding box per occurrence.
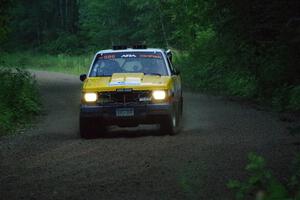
[0,71,299,200]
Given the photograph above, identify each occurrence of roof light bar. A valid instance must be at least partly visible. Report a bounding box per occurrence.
[112,44,147,50]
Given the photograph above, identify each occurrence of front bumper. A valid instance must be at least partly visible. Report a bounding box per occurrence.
[80,103,172,125]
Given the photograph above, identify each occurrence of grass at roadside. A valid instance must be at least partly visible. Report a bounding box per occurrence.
[0,52,92,75]
[0,68,41,136]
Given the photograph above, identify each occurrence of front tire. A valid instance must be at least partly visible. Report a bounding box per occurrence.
[80,117,96,139]
[80,117,106,139]
[160,107,181,135]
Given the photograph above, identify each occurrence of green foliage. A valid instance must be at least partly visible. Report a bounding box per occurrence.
[266,85,300,111]
[1,0,299,111]
[0,68,41,135]
[289,86,300,111]
[176,49,258,98]
[224,73,257,98]
[41,34,81,54]
[3,0,79,50]
[0,52,91,75]
[79,0,139,50]
[228,153,300,200]
[0,0,11,48]
[271,86,291,111]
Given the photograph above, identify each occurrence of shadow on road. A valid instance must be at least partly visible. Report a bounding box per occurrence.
[94,125,166,139]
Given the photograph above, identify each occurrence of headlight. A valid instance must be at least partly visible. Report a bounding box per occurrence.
[152,90,166,100]
[84,93,98,102]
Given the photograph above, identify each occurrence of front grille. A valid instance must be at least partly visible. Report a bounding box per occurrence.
[98,90,151,105]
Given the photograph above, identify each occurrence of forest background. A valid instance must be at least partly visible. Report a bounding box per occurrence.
[0,0,299,113]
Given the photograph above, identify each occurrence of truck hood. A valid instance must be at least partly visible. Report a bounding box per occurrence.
[83,73,172,92]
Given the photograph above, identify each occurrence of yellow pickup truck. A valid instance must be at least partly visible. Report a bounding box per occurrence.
[79,46,183,138]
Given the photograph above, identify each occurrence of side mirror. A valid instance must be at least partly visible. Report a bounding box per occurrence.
[166,49,173,63]
[80,74,87,82]
[172,70,180,76]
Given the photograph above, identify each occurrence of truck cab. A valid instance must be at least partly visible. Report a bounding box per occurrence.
[79,46,183,138]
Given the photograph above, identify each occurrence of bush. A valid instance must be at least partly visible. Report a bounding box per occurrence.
[175,50,258,98]
[224,72,258,98]
[0,68,40,135]
[289,86,300,111]
[228,153,300,200]
[41,34,82,54]
[268,85,300,112]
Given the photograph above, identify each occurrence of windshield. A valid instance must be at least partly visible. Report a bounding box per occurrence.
[90,52,168,77]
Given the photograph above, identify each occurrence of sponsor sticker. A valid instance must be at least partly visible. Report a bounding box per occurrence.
[121,54,137,58]
[97,54,116,59]
[140,54,162,59]
[109,81,141,86]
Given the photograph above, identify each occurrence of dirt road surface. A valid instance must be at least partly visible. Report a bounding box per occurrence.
[1,71,299,200]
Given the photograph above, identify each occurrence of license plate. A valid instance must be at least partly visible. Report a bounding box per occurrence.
[116,108,134,117]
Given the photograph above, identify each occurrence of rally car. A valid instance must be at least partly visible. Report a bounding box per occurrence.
[79,45,183,138]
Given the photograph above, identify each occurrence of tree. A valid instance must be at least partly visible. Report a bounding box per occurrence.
[0,0,12,49]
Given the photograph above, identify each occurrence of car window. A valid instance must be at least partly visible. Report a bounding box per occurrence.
[90,52,168,77]
[123,60,143,72]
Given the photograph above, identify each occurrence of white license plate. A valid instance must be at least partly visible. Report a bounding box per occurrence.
[116,108,134,117]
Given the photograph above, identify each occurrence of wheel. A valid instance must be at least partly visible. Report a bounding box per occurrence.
[179,97,183,120]
[80,117,106,139]
[160,106,181,135]
[80,117,95,139]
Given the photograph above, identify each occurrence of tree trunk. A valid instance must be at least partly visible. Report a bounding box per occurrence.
[59,0,64,28]
[65,0,68,30]
[158,3,169,47]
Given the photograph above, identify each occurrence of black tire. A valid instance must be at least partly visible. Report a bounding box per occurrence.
[80,117,106,139]
[80,117,94,139]
[179,97,183,120]
[160,106,181,135]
